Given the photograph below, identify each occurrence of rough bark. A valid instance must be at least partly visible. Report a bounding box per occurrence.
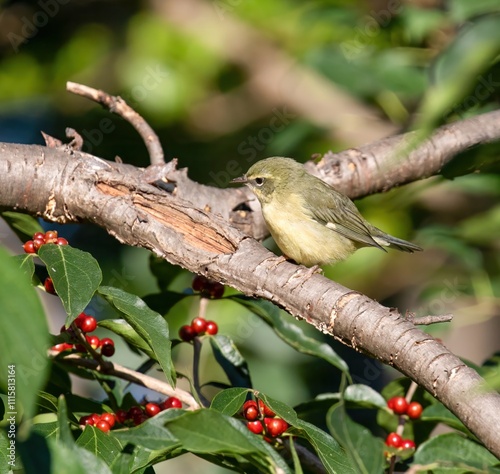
[1,109,500,457]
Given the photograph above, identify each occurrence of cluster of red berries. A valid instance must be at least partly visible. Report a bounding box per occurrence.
[385,432,416,450]
[51,312,115,357]
[383,396,423,454]
[242,400,289,440]
[23,230,68,254]
[79,397,182,432]
[192,275,225,299]
[179,317,218,342]
[387,396,423,420]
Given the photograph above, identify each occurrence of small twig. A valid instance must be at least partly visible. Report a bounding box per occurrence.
[66,81,165,165]
[70,322,112,372]
[65,127,83,151]
[56,353,200,410]
[41,131,63,148]
[406,313,453,326]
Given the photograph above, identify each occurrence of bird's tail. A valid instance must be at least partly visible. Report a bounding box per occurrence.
[373,233,422,253]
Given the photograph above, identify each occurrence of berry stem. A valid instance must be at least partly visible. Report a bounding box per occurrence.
[70,322,111,372]
[192,336,210,407]
[198,296,209,319]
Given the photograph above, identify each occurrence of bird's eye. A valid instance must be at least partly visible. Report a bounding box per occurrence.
[255,177,265,186]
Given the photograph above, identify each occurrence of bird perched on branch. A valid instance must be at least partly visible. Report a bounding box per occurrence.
[231,157,422,267]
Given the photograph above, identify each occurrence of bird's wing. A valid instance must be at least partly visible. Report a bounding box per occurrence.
[302,179,386,251]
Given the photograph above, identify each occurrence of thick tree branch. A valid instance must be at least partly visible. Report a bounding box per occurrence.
[1,109,500,457]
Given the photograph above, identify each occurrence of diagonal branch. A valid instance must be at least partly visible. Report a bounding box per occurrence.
[1,138,500,457]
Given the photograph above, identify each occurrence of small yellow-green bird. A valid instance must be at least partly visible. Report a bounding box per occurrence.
[231,157,422,267]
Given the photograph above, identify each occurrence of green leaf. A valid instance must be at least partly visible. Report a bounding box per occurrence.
[231,296,349,374]
[76,426,123,466]
[450,0,500,21]
[0,429,16,473]
[421,403,470,435]
[257,393,299,425]
[344,384,387,409]
[98,286,175,386]
[31,416,58,440]
[165,409,292,474]
[0,245,50,424]
[413,433,499,471]
[38,244,102,321]
[113,409,183,451]
[12,254,35,280]
[295,418,358,474]
[327,402,384,474]
[209,335,252,388]
[210,387,249,415]
[98,318,155,359]
[57,395,73,447]
[1,211,43,239]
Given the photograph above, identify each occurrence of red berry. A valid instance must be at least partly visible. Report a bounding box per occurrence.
[114,409,128,424]
[56,237,68,246]
[406,401,423,420]
[33,238,45,251]
[401,439,416,450]
[191,317,207,334]
[101,344,115,357]
[192,275,209,292]
[100,337,114,347]
[44,230,58,243]
[86,335,100,349]
[208,282,225,299]
[74,313,87,327]
[79,415,94,426]
[80,316,97,333]
[145,403,161,417]
[91,413,101,424]
[243,400,257,411]
[96,420,111,432]
[33,232,45,242]
[127,406,143,418]
[23,240,36,254]
[161,397,182,410]
[100,412,116,428]
[179,324,196,342]
[247,420,263,434]
[205,321,218,335]
[258,401,275,417]
[44,277,56,294]
[385,432,403,448]
[388,396,408,415]
[133,414,148,426]
[266,418,288,437]
[51,342,73,352]
[244,405,259,421]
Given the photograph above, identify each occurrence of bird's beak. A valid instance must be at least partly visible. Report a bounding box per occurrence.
[231,175,247,184]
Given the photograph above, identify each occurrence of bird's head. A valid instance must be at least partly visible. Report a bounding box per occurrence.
[231,157,304,204]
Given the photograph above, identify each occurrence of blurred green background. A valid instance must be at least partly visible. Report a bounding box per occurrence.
[1,0,500,471]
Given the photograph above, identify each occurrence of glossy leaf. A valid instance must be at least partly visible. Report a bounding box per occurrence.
[231,296,349,374]
[98,286,175,386]
[210,387,249,415]
[413,433,499,471]
[38,244,102,322]
[1,211,43,238]
[98,318,155,359]
[0,246,49,423]
[295,418,358,474]
[12,254,35,280]
[76,426,123,467]
[210,334,252,388]
[344,384,387,409]
[327,402,385,474]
